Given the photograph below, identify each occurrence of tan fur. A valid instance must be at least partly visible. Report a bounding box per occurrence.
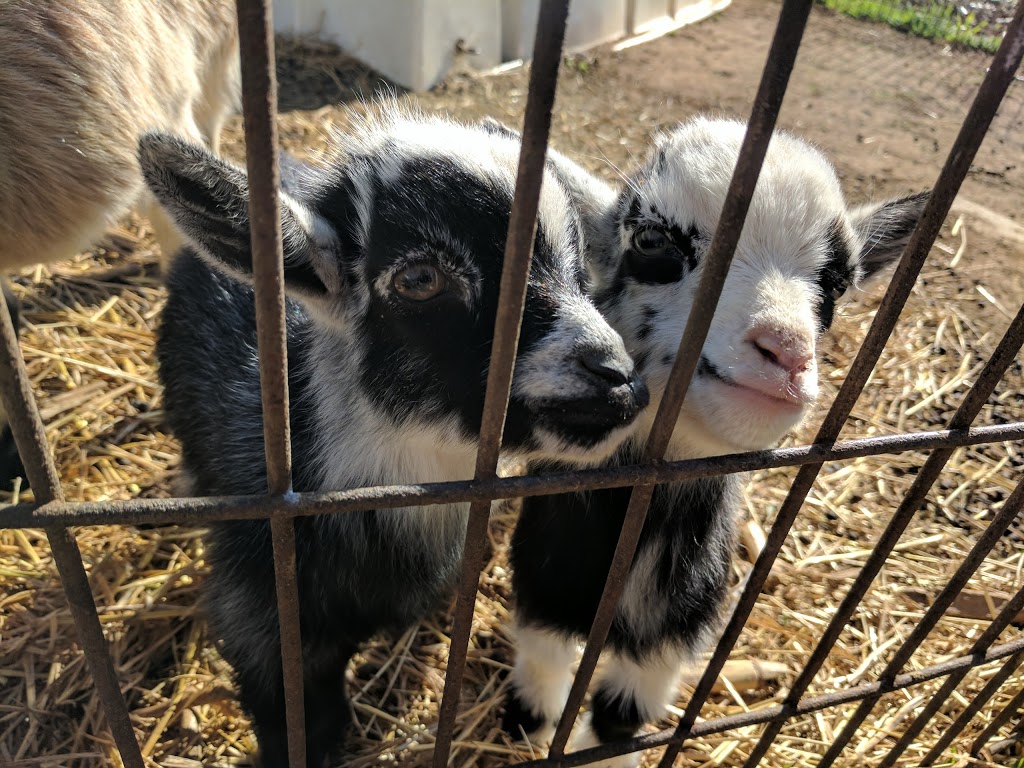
[0,0,240,270]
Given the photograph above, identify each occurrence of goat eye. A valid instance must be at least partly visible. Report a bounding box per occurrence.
[627,226,689,284]
[393,263,447,301]
[632,228,669,257]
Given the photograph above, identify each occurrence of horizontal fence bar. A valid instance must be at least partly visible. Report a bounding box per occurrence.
[657,4,1024,761]
[235,0,306,765]
[515,634,1024,768]
[432,2,571,765]
[0,247,145,765]
[549,0,814,751]
[926,650,1024,763]
[2,422,1022,530]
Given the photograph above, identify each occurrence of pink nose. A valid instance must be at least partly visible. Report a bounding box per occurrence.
[749,328,813,375]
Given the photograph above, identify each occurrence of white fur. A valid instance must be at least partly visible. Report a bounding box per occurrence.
[508,623,579,745]
[570,648,688,768]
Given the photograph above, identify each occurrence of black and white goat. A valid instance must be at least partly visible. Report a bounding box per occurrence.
[139,110,649,768]
[500,117,928,763]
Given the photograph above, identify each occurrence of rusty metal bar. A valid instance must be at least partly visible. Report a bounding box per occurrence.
[513,635,1024,768]
[743,300,1024,766]
[820,453,1024,766]
[969,677,1024,757]
[0,284,144,765]
[235,1,305,766]
[548,0,814,755]
[657,5,1024,763]
[431,3,570,765]
[1,421,1021,529]
[878,582,1024,767]
[922,650,1024,763]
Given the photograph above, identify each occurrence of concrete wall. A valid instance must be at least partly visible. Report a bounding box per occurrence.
[272,0,718,91]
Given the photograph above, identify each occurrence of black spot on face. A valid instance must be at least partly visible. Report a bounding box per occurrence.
[623,196,644,231]
[667,223,699,272]
[653,145,668,174]
[635,321,653,341]
[634,347,651,373]
[623,221,700,285]
[816,219,855,331]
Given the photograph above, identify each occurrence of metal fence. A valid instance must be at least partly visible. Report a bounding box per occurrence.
[1,0,1023,767]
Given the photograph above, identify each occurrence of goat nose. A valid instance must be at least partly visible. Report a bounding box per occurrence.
[749,329,813,374]
[579,348,631,387]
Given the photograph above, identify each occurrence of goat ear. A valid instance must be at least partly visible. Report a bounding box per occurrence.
[138,132,342,300]
[850,191,930,281]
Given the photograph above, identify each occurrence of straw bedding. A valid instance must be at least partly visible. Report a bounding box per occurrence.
[2,28,1023,768]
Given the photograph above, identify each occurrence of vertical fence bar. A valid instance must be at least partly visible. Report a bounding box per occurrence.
[548,0,814,756]
[741,301,1024,766]
[431,2,570,766]
[922,650,1024,762]
[819,452,1024,767]
[969,682,1024,757]
[878,581,1024,767]
[234,1,306,767]
[0,301,145,767]
[657,5,1024,764]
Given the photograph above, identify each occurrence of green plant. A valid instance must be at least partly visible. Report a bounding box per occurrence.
[818,0,1004,54]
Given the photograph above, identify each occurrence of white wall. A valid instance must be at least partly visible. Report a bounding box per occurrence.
[273,0,501,92]
[273,0,713,91]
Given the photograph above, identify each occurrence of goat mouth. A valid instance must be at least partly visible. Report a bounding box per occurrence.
[697,356,806,409]
[530,388,646,443]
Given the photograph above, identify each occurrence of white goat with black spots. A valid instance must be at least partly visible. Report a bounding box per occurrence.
[496,117,928,765]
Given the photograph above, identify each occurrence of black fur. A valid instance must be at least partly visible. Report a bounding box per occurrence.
[511,469,737,658]
[590,686,646,744]
[508,463,738,743]
[0,279,25,492]
[502,687,549,738]
[816,219,855,331]
[148,121,646,767]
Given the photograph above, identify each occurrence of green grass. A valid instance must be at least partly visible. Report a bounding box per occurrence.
[818,0,1004,53]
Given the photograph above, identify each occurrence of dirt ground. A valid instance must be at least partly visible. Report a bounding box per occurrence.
[2,1,1024,767]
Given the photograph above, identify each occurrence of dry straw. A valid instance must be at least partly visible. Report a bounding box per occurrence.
[1,42,1022,768]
